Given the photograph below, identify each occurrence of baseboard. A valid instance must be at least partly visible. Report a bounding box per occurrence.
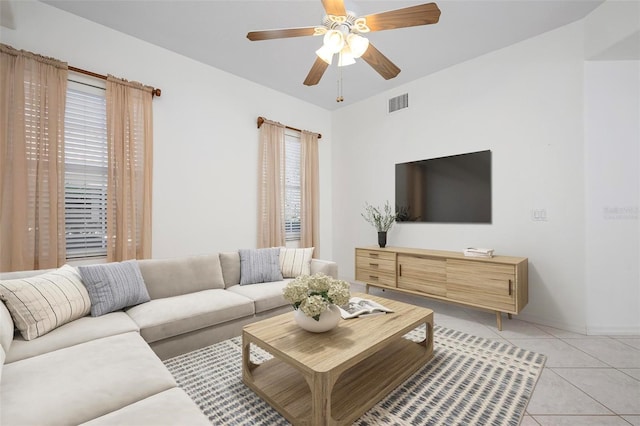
[586,325,640,335]
[512,312,588,335]
[518,313,640,336]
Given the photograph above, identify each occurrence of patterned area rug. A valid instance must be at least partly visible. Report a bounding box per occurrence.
[164,326,546,425]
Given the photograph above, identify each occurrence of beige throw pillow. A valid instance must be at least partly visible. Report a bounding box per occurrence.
[280,247,314,278]
[0,265,91,340]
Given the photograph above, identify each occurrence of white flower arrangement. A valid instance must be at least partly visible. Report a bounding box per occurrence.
[282,273,351,321]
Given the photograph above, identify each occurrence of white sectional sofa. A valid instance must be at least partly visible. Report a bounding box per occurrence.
[0,249,337,425]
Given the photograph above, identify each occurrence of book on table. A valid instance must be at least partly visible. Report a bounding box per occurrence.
[339,297,394,319]
[463,247,494,258]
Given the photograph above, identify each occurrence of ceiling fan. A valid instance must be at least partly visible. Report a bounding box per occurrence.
[247,0,441,87]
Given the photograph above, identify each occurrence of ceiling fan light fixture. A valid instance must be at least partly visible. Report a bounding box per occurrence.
[337,46,356,67]
[323,29,345,53]
[316,45,334,65]
[347,33,369,58]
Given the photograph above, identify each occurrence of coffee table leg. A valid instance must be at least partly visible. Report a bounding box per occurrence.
[425,319,433,354]
[309,371,339,425]
[414,317,434,356]
[242,332,259,383]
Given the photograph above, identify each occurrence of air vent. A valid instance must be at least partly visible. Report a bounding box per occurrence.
[388,93,409,113]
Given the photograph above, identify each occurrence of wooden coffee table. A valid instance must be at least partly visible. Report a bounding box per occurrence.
[242,293,433,425]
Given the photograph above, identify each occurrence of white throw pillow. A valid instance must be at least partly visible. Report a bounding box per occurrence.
[280,247,314,278]
[0,265,91,340]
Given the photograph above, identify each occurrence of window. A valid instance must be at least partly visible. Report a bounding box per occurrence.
[64,78,108,259]
[284,130,301,241]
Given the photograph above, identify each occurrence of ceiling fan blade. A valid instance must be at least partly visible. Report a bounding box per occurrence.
[247,27,317,41]
[363,3,441,32]
[321,0,346,16]
[361,43,401,80]
[303,57,329,86]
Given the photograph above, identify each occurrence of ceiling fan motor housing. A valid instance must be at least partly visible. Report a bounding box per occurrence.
[323,11,367,35]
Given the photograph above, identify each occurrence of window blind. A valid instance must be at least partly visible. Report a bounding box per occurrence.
[64,83,108,258]
[284,130,301,241]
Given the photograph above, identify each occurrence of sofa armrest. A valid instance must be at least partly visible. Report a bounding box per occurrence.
[310,259,338,279]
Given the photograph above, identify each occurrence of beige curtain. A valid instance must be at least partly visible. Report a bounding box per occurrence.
[300,130,319,253]
[257,120,286,248]
[106,75,153,262]
[0,44,68,272]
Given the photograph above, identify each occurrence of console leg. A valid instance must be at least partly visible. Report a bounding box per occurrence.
[507,313,512,320]
[496,311,503,331]
[365,284,370,294]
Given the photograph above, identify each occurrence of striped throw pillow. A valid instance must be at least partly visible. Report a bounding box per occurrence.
[0,265,91,341]
[280,247,314,278]
[78,260,150,317]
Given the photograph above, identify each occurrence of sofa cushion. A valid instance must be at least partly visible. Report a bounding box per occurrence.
[220,251,241,288]
[125,289,255,344]
[0,264,91,340]
[311,258,339,279]
[0,345,5,383]
[137,254,226,298]
[227,280,291,314]
[0,301,13,354]
[5,311,139,363]
[280,247,314,278]
[0,332,176,426]
[80,388,210,426]
[0,268,55,280]
[79,260,151,317]
[239,248,283,285]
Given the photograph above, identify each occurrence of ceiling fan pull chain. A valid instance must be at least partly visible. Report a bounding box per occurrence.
[337,66,344,103]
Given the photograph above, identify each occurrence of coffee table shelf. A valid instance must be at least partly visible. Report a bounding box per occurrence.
[242,293,433,426]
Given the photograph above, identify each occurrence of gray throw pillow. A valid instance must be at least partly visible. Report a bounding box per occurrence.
[78,260,151,317]
[239,248,283,285]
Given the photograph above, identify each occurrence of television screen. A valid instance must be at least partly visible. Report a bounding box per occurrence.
[395,150,492,223]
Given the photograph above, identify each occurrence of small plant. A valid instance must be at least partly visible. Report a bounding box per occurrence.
[362,201,397,232]
[282,274,351,321]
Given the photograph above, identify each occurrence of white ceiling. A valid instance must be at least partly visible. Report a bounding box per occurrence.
[41,0,604,110]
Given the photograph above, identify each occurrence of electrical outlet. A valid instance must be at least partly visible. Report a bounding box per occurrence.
[531,209,548,222]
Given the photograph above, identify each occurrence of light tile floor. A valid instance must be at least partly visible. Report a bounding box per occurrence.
[356,284,640,426]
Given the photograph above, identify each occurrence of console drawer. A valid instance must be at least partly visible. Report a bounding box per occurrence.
[355,269,396,288]
[355,256,396,274]
[356,249,396,262]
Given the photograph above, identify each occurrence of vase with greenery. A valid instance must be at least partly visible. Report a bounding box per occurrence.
[361,201,397,248]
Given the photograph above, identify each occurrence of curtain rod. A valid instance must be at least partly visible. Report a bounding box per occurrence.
[257,116,321,139]
[69,66,162,97]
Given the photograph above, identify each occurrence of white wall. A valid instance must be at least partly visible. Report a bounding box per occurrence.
[584,61,640,334]
[582,0,640,335]
[332,22,589,332]
[0,1,333,260]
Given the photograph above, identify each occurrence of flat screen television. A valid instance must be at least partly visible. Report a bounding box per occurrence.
[395,150,492,223]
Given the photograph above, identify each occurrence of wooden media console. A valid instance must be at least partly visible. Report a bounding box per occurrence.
[355,247,528,330]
